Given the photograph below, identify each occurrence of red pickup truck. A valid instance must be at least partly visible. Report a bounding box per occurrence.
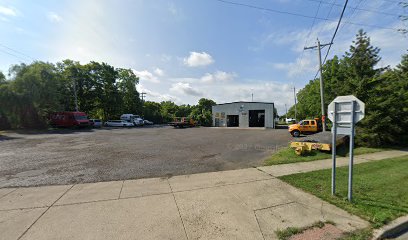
[49,112,90,127]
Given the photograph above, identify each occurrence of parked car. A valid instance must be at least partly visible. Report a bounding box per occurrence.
[120,114,144,127]
[89,119,102,128]
[49,112,90,127]
[105,120,134,127]
[143,120,153,125]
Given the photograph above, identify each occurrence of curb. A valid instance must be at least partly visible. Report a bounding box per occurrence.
[372,215,408,239]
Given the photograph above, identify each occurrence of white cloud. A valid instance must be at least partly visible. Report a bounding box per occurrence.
[272,54,317,78]
[47,12,63,22]
[136,84,179,103]
[154,68,164,76]
[170,82,202,96]
[183,51,214,67]
[0,6,17,17]
[133,70,160,83]
[201,71,237,83]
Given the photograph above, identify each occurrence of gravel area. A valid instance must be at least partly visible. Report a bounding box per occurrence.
[0,126,291,187]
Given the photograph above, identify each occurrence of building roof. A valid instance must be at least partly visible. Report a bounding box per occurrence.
[214,101,274,106]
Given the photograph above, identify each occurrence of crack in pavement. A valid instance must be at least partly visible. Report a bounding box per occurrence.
[17,184,74,240]
[167,179,189,240]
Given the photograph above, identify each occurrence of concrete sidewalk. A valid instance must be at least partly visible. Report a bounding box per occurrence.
[1,150,406,240]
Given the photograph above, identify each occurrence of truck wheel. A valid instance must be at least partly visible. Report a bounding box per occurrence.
[292,130,300,137]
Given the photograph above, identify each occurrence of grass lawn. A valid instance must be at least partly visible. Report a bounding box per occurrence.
[264,145,386,166]
[279,156,408,228]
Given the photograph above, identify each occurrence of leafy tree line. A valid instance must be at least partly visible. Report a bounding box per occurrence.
[0,60,142,128]
[287,30,408,147]
[143,98,216,126]
[0,60,216,129]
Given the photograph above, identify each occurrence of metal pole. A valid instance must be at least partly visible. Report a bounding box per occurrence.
[293,87,297,121]
[317,39,326,132]
[73,79,78,112]
[331,102,337,195]
[140,92,146,117]
[348,101,356,202]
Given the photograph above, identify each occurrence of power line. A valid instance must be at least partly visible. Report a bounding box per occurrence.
[0,43,35,62]
[337,0,364,34]
[310,0,349,81]
[306,0,404,17]
[297,0,323,84]
[214,0,401,31]
[315,0,337,38]
[321,0,349,66]
[0,48,28,63]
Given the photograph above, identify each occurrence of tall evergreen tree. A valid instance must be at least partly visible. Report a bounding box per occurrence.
[343,29,383,101]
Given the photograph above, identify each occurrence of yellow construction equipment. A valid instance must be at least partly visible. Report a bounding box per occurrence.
[289,132,348,155]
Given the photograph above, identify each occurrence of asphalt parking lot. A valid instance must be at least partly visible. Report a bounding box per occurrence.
[0,126,292,188]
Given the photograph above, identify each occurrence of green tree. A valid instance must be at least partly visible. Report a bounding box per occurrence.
[0,71,5,84]
[343,29,384,101]
[189,98,216,126]
[86,62,122,120]
[117,68,141,114]
[175,104,192,117]
[357,53,408,146]
[57,60,95,113]
[160,101,178,122]
[143,101,162,123]
[7,62,63,128]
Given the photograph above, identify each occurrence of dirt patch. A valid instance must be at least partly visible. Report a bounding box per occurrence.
[289,224,343,240]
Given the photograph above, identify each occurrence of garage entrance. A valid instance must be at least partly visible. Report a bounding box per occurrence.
[227,115,239,127]
[249,110,265,127]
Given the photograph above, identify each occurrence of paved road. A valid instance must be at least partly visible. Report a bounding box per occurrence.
[0,126,291,187]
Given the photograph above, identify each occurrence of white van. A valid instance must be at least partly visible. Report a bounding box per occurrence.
[120,114,144,126]
[285,118,296,124]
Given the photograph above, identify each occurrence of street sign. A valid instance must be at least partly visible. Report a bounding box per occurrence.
[328,95,365,123]
[327,95,365,202]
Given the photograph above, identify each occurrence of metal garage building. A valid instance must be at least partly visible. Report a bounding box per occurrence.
[212,102,275,128]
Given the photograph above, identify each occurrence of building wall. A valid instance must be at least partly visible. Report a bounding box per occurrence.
[212,102,275,128]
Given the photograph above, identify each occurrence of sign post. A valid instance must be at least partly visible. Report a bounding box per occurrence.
[328,96,365,202]
[348,101,356,201]
[331,102,337,195]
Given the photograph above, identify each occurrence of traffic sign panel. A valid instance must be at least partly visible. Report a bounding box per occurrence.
[328,95,365,123]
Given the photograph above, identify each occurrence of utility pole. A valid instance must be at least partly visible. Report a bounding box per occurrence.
[285,104,288,117]
[140,92,146,102]
[251,89,254,102]
[304,38,332,131]
[140,92,146,117]
[73,79,78,112]
[293,87,297,121]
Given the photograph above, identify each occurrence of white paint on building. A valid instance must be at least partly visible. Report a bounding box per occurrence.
[212,102,275,128]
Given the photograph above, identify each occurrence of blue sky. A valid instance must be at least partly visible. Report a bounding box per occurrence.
[0,0,407,114]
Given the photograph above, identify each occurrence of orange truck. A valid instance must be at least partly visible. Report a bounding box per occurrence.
[168,117,197,128]
[288,118,323,137]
